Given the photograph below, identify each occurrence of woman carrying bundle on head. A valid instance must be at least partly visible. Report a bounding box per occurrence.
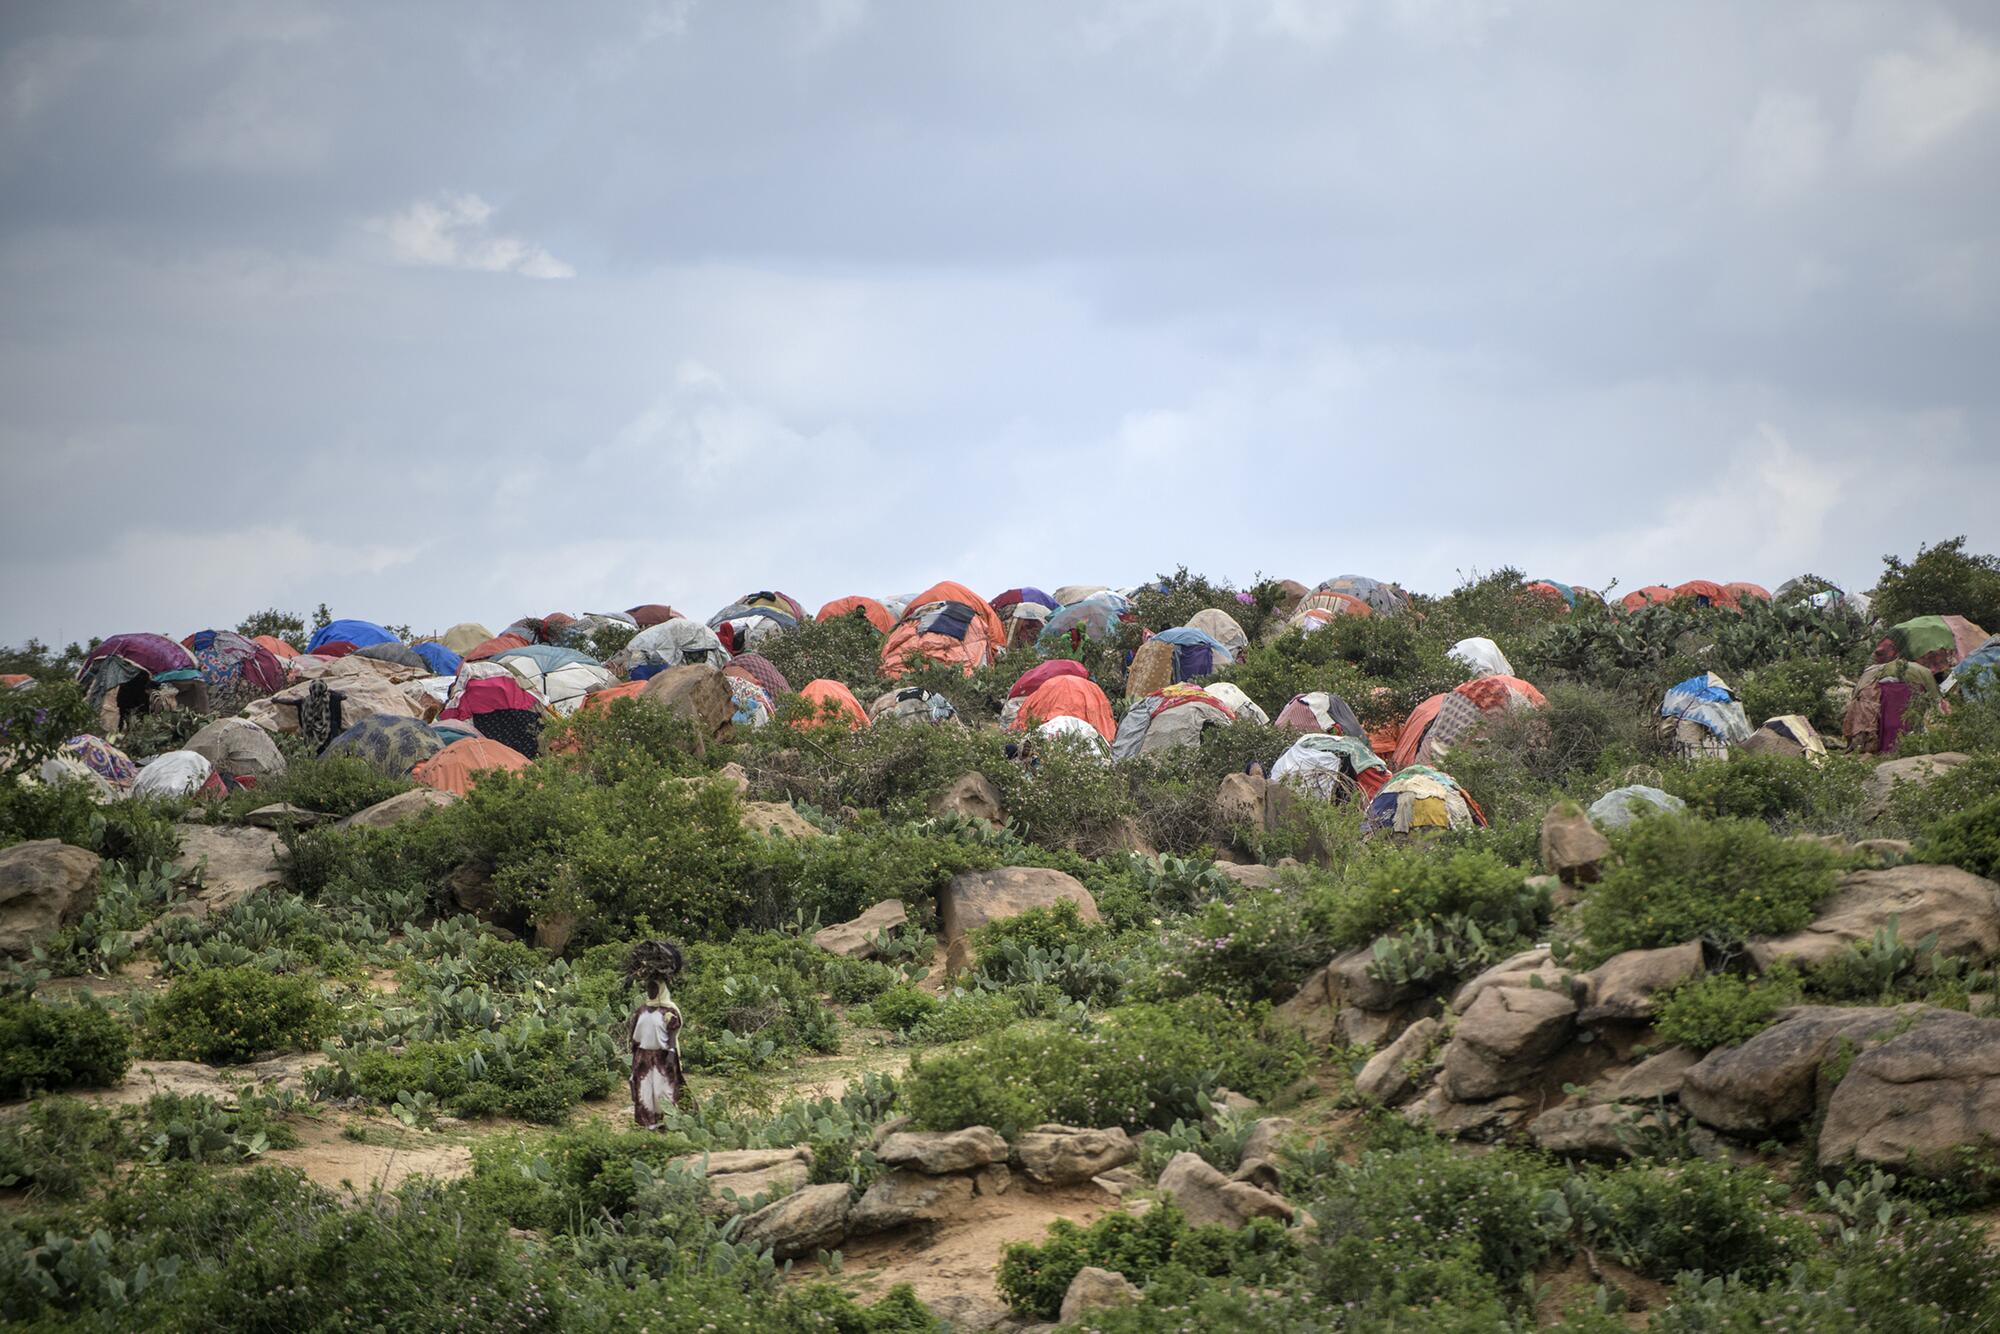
[625,940,690,1129]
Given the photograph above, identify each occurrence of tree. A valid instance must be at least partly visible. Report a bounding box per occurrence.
[1873,537,2000,629]
[235,608,308,644]
[0,680,94,777]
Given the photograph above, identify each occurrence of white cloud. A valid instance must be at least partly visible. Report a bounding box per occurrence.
[1853,25,2000,167]
[369,193,575,279]
[1736,91,1828,206]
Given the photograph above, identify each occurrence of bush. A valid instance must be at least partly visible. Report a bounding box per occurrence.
[1147,890,1334,1004]
[1873,535,2000,630]
[1575,814,1840,964]
[758,822,1001,928]
[1652,968,1800,1050]
[1917,791,2000,881]
[1583,1158,1813,1283]
[1664,754,1870,831]
[0,997,130,1097]
[139,966,333,1065]
[269,755,412,817]
[996,1203,1296,1320]
[908,988,1023,1044]
[866,984,940,1033]
[0,1097,124,1198]
[970,901,1107,958]
[1735,657,1846,736]
[0,680,93,779]
[1322,846,1544,953]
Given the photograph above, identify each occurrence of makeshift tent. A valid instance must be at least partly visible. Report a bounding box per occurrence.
[324,715,446,777]
[411,737,530,797]
[78,634,204,720]
[54,735,137,790]
[1002,602,1050,649]
[1671,580,1738,610]
[1588,785,1684,829]
[1448,637,1514,678]
[132,750,226,800]
[438,675,549,757]
[573,680,647,716]
[305,619,397,656]
[1318,575,1408,616]
[795,679,869,731]
[243,658,428,738]
[1267,580,1312,619]
[1398,675,1546,769]
[181,630,286,697]
[1292,591,1372,624]
[991,587,1055,617]
[815,596,894,634]
[1741,714,1827,763]
[1186,608,1249,657]
[1110,685,1236,760]
[493,644,614,715]
[725,675,777,728]
[464,631,532,662]
[1524,579,1577,611]
[1271,733,1392,802]
[1000,659,1091,726]
[709,599,798,654]
[1052,584,1108,606]
[409,642,463,676]
[1875,616,1988,674]
[1038,592,1131,652]
[1843,660,1940,755]
[1620,586,1675,612]
[186,716,287,783]
[1274,691,1366,738]
[1726,582,1772,604]
[1660,672,1753,758]
[880,581,1006,678]
[439,622,495,655]
[1201,682,1268,725]
[1362,765,1485,837]
[351,641,431,673]
[1008,675,1115,742]
[623,619,728,674]
[1026,714,1110,759]
[626,604,681,629]
[869,686,960,726]
[1945,634,2000,702]
[251,634,299,659]
[723,653,791,700]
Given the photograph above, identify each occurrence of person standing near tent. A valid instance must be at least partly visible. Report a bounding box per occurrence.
[625,941,690,1128]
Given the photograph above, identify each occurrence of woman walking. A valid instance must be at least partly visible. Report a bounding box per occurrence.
[625,940,690,1129]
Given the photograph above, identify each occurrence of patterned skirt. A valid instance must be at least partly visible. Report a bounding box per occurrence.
[630,1047,684,1129]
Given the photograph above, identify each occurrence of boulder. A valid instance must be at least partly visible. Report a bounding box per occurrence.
[1213,862,1287,891]
[0,840,102,958]
[1748,865,2000,972]
[1450,947,1573,1014]
[873,1126,1008,1174]
[1529,1102,1662,1161]
[185,717,288,782]
[675,1146,813,1208]
[1273,946,1427,1047]
[175,824,285,911]
[1680,1005,1919,1136]
[1353,1016,1442,1105]
[1238,1117,1298,1166]
[848,1169,974,1233]
[1012,1125,1136,1185]
[1817,1010,2000,1175]
[716,761,751,795]
[241,803,328,829]
[1540,802,1611,885]
[1591,1046,1701,1104]
[740,801,824,840]
[931,772,1005,824]
[339,787,457,830]
[1578,942,1704,1026]
[734,1182,852,1259]
[1060,1267,1143,1323]
[639,664,736,746]
[1155,1151,1292,1228]
[974,1163,1012,1197]
[1439,984,1577,1102]
[811,899,909,960]
[1215,772,1268,829]
[1863,752,1969,822]
[938,867,1099,944]
[1404,1084,1535,1140]
[447,862,499,918]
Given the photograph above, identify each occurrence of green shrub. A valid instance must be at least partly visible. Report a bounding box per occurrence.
[0,680,93,779]
[971,901,1107,957]
[326,1023,616,1123]
[0,997,130,1097]
[867,984,941,1032]
[1652,968,1800,1050]
[997,1203,1296,1319]
[139,966,333,1065]
[1575,814,1840,964]
[274,755,413,817]
[1664,753,1870,830]
[1322,846,1545,953]
[908,988,1022,1044]
[0,1097,124,1198]
[1735,657,1846,736]
[758,822,1001,927]
[1872,535,2000,630]
[1583,1158,1813,1283]
[1147,889,1333,1004]
[1916,791,2000,881]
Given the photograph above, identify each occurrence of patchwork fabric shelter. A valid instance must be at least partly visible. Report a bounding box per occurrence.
[1318,575,1409,616]
[409,642,464,677]
[1843,660,1940,755]
[132,750,226,800]
[1271,733,1392,802]
[722,653,791,700]
[1946,634,2000,702]
[1038,591,1131,652]
[1363,765,1486,836]
[1726,582,1772,604]
[1620,586,1675,612]
[795,678,869,730]
[438,675,549,757]
[1588,785,1684,830]
[305,619,397,656]
[181,630,286,697]
[411,737,530,797]
[1052,584,1108,607]
[1291,591,1372,624]
[1110,685,1236,760]
[1741,714,1827,763]
[1660,672,1753,758]
[1671,580,1738,609]
[185,716,287,783]
[464,631,533,662]
[1027,714,1111,758]
[1524,579,1577,611]
[351,642,431,673]
[626,604,681,629]
[815,596,894,633]
[1000,659,1091,726]
[55,735,137,790]
[1448,637,1514,678]
[725,675,777,728]
[324,714,446,777]
[1186,608,1249,657]
[710,592,804,654]
[1401,675,1547,769]
[623,619,728,674]
[1200,682,1267,725]
[251,634,300,659]
[881,581,1005,678]
[78,633,204,717]
[1274,691,1366,739]
[493,644,614,715]
[1008,674,1115,741]
[1875,616,1988,674]
[868,686,959,726]
[439,622,495,655]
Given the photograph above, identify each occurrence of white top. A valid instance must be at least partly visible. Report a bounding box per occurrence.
[633,1008,675,1050]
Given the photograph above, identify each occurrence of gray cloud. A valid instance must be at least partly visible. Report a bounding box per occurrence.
[1,0,1996,644]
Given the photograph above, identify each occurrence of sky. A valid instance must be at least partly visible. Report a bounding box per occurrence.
[2,0,1997,645]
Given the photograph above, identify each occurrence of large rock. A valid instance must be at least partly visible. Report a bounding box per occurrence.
[1273,946,1427,1047]
[1529,1102,1663,1161]
[932,772,1005,824]
[848,1169,974,1233]
[675,1146,814,1209]
[1011,1125,1136,1185]
[1818,1011,2000,1174]
[740,801,824,840]
[1540,801,1611,885]
[938,867,1099,944]
[1215,772,1268,829]
[1213,862,1287,891]
[734,1182,852,1259]
[241,803,328,829]
[1863,752,1969,823]
[1353,1016,1443,1105]
[1578,942,1704,1026]
[185,717,288,782]
[338,787,457,831]
[639,664,736,746]
[0,840,101,958]
[1404,1084,1535,1140]
[1450,947,1573,1014]
[1060,1267,1142,1323]
[1590,1046,1701,1104]
[1439,984,1577,1102]
[874,1125,1008,1174]
[1238,1117,1298,1166]
[175,824,285,911]
[1748,865,2000,972]
[811,899,908,960]
[1680,1005,1917,1136]
[1155,1151,1292,1228]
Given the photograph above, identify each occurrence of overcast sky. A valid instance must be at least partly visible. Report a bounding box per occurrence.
[2,1,1996,645]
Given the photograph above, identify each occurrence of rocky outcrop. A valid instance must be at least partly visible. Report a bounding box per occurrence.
[1238,1117,1298,1166]
[1060,1267,1142,1323]
[1863,752,1969,822]
[1212,862,1288,891]
[676,1146,814,1209]
[1590,1046,1701,1104]
[175,824,286,911]
[1540,801,1611,885]
[848,1169,974,1233]
[1680,1005,1921,1136]
[1155,1151,1293,1228]
[938,868,1099,944]
[1529,1102,1666,1161]
[931,772,1005,824]
[241,803,328,829]
[1353,1016,1442,1105]
[1215,772,1267,829]
[735,1182,853,1259]
[1450,947,1573,1014]
[874,1126,1009,1174]
[338,788,457,830]
[740,801,824,840]
[1274,945,1428,1047]
[1439,984,1577,1102]
[1748,865,2000,972]
[1011,1125,1136,1185]
[0,840,101,958]
[1403,1086,1534,1140]
[639,665,736,746]
[1578,942,1704,1026]
[1817,1010,2000,1175]
[812,899,909,960]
